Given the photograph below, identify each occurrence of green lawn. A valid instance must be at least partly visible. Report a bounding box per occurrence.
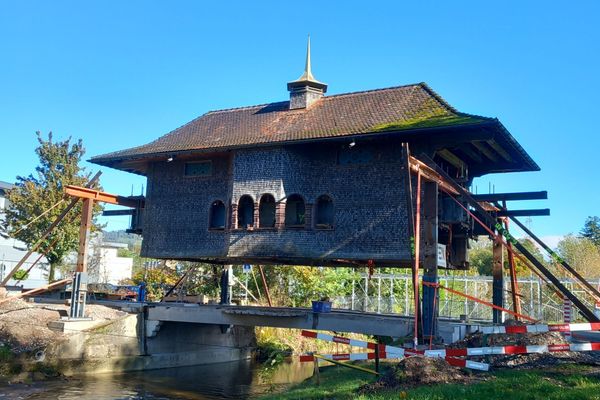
[258,363,600,400]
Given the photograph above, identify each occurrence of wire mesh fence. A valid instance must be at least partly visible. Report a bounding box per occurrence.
[332,273,600,323]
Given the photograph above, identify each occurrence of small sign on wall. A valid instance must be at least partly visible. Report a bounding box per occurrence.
[437,244,447,268]
[242,264,252,273]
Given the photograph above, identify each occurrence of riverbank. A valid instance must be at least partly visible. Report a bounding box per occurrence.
[258,362,600,399]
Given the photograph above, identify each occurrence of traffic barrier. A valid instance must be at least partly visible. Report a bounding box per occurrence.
[299,351,489,371]
[423,342,600,357]
[481,322,600,335]
[300,330,490,371]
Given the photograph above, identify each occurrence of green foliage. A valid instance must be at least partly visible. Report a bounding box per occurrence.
[13,269,29,281]
[469,239,493,275]
[284,266,359,307]
[511,237,545,276]
[259,364,600,400]
[557,235,600,278]
[581,216,600,248]
[1,132,102,281]
[128,263,179,301]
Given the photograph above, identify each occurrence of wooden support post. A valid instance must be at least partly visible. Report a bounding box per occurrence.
[503,210,522,319]
[76,198,94,273]
[1,172,101,285]
[492,231,505,323]
[401,143,421,347]
[422,181,439,339]
[258,265,272,307]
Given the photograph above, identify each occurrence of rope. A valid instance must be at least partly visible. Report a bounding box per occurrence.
[10,199,66,237]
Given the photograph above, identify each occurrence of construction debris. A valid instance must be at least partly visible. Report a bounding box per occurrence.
[358,356,475,393]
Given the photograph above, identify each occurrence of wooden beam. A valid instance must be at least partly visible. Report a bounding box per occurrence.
[486,140,513,162]
[472,141,499,162]
[437,149,467,171]
[1,172,101,286]
[64,185,143,208]
[458,144,483,163]
[76,199,94,273]
[472,191,548,202]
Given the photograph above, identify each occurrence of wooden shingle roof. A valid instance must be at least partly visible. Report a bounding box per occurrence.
[91,82,538,175]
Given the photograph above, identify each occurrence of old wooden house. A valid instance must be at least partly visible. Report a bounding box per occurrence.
[91,43,538,270]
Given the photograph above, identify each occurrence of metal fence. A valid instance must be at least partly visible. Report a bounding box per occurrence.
[333,273,600,323]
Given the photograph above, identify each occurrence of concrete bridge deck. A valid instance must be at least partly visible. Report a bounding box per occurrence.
[33,298,477,343]
[146,303,472,342]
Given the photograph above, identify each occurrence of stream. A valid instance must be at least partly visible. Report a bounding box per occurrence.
[1,358,314,400]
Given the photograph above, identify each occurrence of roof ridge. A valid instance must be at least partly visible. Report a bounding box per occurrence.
[323,82,422,99]
[203,83,424,115]
[205,100,289,115]
[417,82,459,114]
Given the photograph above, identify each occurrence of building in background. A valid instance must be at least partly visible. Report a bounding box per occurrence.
[0,180,50,289]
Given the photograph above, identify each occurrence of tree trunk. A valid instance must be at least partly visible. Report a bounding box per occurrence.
[48,262,56,282]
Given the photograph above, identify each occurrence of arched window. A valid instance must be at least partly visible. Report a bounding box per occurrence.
[209,200,226,229]
[237,195,254,229]
[285,194,305,227]
[259,194,276,228]
[315,195,334,228]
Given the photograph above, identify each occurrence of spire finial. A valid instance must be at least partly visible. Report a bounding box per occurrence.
[304,34,314,81]
[287,35,328,109]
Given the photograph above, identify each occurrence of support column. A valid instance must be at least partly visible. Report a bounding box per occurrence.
[422,182,439,339]
[492,233,505,323]
[76,198,94,273]
[70,198,93,319]
[220,265,233,305]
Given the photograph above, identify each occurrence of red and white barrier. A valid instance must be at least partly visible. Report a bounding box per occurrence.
[300,330,490,371]
[299,352,489,371]
[480,322,600,335]
[423,342,600,357]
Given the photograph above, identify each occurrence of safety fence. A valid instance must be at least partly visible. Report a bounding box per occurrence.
[333,273,600,323]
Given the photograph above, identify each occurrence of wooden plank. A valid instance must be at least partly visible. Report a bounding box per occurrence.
[64,185,143,208]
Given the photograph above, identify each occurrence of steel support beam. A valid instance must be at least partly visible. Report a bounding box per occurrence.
[422,181,439,339]
[492,234,504,323]
[497,209,550,217]
[419,153,599,322]
[472,191,548,202]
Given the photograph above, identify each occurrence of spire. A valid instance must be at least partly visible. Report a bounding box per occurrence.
[287,35,327,109]
[298,35,315,82]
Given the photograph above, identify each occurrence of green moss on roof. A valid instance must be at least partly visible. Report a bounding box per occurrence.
[371,113,489,132]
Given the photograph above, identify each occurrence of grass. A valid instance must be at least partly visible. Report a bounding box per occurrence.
[258,363,600,400]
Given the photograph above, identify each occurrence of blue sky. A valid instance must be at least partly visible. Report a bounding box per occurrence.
[0,1,598,238]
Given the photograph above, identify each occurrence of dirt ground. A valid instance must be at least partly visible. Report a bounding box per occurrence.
[0,297,126,354]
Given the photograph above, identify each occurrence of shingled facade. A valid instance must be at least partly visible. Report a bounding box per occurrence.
[92,47,538,268]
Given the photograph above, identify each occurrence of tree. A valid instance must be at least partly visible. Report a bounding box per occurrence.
[469,238,494,275]
[1,132,102,282]
[557,235,600,279]
[581,216,600,248]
